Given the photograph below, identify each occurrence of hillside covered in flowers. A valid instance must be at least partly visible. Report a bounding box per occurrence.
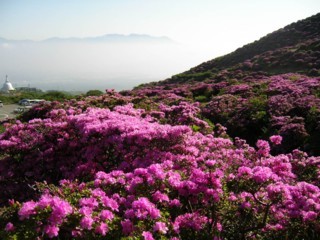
[0,13,320,240]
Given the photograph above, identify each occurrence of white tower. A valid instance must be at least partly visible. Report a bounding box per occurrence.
[1,75,15,93]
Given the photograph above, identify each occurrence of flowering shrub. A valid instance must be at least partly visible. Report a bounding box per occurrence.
[15,72,320,155]
[129,72,320,155]
[157,101,211,133]
[0,104,193,204]
[198,74,320,155]
[0,98,320,239]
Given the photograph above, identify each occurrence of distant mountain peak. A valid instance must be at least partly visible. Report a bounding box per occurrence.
[84,33,175,43]
[0,34,175,44]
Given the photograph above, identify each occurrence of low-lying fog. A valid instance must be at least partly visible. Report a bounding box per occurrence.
[0,35,215,92]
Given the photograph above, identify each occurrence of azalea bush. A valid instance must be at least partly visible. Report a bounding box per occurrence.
[0,100,320,239]
[132,74,320,155]
[15,73,320,155]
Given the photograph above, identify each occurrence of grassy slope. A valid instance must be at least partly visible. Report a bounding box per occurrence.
[153,13,320,85]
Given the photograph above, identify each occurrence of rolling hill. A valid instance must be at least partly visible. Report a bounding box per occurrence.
[160,12,320,85]
[131,13,320,155]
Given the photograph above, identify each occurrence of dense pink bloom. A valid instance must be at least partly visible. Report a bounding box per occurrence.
[256,140,270,157]
[152,191,169,203]
[44,225,59,238]
[302,211,317,222]
[91,188,107,198]
[216,222,223,232]
[95,222,108,235]
[169,199,181,207]
[100,209,114,221]
[270,135,283,145]
[153,222,168,234]
[5,222,15,232]
[121,219,134,235]
[237,166,253,178]
[79,206,93,216]
[252,166,276,183]
[102,196,119,211]
[206,160,216,167]
[38,194,53,209]
[1,82,320,239]
[173,213,208,233]
[80,216,94,230]
[18,201,37,220]
[128,197,161,220]
[142,231,155,240]
[79,197,99,208]
[49,197,73,224]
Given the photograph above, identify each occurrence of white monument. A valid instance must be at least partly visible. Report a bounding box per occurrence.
[1,75,15,93]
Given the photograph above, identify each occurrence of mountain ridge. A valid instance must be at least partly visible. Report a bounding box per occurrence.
[0,33,175,44]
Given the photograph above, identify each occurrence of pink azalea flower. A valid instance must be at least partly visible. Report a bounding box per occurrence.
[95,222,109,236]
[100,210,114,221]
[142,231,155,240]
[121,219,134,235]
[18,201,37,220]
[44,225,59,238]
[5,222,15,232]
[153,221,168,234]
[80,216,94,230]
[270,135,283,145]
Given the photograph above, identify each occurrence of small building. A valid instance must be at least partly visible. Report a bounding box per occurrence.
[1,75,15,93]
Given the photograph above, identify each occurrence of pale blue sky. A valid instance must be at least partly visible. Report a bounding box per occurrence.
[1,0,319,53]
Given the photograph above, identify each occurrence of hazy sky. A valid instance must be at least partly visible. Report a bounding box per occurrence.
[1,0,319,52]
[0,0,319,91]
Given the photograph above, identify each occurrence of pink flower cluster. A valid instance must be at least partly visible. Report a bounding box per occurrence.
[0,95,319,239]
[270,135,282,145]
[18,194,72,238]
